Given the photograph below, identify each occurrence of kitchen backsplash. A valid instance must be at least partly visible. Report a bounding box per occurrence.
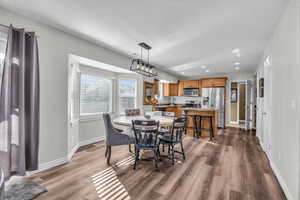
[173,96,203,104]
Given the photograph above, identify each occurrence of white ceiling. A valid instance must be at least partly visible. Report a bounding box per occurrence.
[0,0,288,77]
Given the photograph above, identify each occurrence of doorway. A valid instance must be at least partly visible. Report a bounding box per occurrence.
[230,81,250,129]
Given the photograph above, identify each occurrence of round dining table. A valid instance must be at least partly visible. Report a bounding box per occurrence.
[112,115,174,127]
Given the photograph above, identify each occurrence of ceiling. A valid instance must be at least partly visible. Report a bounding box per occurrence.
[0,0,288,77]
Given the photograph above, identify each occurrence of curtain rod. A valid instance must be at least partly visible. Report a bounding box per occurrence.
[0,23,40,37]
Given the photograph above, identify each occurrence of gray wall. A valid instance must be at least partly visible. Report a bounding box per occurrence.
[256,0,299,199]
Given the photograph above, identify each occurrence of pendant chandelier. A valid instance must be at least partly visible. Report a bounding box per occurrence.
[130,42,158,77]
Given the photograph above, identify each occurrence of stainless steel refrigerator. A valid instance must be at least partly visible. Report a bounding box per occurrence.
[202,88,225,128]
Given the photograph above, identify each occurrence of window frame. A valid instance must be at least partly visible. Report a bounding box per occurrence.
[79,66,117,121]
[118,78,138,114]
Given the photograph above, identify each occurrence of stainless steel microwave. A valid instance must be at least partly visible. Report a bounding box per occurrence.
[183,88,199,96]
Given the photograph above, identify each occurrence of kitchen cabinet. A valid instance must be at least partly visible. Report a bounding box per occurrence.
[183,80,199,88]
[178,81,184,96]
[198,80,202,96]
[163,83,178,96]
[202,78,227,88]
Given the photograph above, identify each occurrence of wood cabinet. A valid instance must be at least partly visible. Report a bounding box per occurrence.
[183,80,199,88]
[178,81,184,96]
[153,79,159,96]
[202,78,227,88]
[198,80,202,96]
[163,83,178,96]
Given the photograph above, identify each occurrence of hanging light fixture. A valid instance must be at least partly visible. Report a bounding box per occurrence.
[130,42,158,77]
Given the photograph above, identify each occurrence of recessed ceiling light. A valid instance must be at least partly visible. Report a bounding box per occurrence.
[232,49,240,54]
[235,66,240,70]
[182,72,185,75]
[205,69,210,73]
[201,65,207,69]
[234,62,240,65]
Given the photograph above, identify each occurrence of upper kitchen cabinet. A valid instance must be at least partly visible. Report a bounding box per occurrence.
[201,78,227,88]
[178,81,184,96]
[198,80,202,96]
[183,80,199,88]
[163,83,178,96]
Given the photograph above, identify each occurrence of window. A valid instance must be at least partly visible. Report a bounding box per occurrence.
[80,74,113,115]
[119,79,137,113]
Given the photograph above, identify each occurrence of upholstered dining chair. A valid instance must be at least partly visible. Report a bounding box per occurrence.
[103,113,135,165]
[125,108,141,116]
[132,120,160,171]
[158,117,187,165]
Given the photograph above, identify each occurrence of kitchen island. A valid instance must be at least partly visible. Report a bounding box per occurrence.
[182,108,219,137]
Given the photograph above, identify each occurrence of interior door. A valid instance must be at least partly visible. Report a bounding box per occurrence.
[262,56,272,153]
[245,80,252,130]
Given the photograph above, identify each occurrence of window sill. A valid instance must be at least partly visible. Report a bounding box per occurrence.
[79,112,116,122]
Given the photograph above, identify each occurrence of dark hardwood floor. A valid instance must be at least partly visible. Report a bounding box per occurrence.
[29,128,286,200]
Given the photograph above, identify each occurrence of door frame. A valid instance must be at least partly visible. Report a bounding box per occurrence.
[229,80,248,126]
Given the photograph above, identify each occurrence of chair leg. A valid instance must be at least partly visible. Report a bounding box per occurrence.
[129,144,132,153]
[105,145,108,158]
[211,117,215,139]
[154,150,159,171]
[180,141,186,160]
[171,145,175,165]
[168,145,170,154]
[209,118,214,141]
[199,116,202,137]
[106,145,111,165]
[133,149,139,170]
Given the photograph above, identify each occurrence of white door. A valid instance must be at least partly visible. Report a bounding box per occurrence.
[262,56,272,153]
[245,80,252,130]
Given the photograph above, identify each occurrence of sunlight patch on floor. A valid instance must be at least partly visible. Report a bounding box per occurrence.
[91,156,134,200]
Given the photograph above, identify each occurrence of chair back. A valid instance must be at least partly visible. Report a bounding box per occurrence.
[103,113,114,141]
[125,108,141,116]
[170,117,186,143]
[132,120,159,149]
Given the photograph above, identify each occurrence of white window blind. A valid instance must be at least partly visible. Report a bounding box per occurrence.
[80,74,113,115]
[119,79,137,113]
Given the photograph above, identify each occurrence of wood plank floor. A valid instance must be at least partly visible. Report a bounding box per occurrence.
[29,128,287,200]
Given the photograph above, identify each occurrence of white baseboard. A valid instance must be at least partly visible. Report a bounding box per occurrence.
[260,142,294,200]
[26,156,68,176]
[79,136,105,147]
[27,136,105,176]
[268,156,294,200]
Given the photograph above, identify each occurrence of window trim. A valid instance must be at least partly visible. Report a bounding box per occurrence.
[118,78,138,114]
[79,72,115,120]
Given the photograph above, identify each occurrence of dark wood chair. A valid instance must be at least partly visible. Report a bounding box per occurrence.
[158,117,187,165]
[103,113,135,165]
[132,120,160,170]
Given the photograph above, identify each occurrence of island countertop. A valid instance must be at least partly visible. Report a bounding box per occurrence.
[182,107,218,112]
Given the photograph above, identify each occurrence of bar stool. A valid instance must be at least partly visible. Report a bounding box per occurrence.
[199,115,214,141]
[183,114,201,138]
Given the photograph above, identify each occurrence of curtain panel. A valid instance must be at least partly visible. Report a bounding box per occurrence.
[0,25,40,179]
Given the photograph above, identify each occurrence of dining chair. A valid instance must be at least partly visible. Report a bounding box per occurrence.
[158,117,187,165]
[103,113,135,165]
[132,120,160,171]
[125,108,141,116]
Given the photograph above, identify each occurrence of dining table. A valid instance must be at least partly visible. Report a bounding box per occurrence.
[112,115,174,127]
[112,115,174,158]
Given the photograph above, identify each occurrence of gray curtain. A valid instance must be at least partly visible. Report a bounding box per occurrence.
[0,25,40,179]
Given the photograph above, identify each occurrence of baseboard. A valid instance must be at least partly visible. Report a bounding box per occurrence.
[261,144,295,200]
[79,136,105,147]
[27,136,105,176]
[26,156,68,176]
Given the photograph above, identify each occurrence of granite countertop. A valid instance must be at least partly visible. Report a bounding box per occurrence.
[182,107,218,112]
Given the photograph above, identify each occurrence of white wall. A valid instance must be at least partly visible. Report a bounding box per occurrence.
[256,0,299,199]
[0,8,178,168]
